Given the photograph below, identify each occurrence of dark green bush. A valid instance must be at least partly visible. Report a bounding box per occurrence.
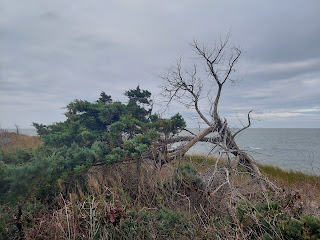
[236,200,320,240]
[300,214,320,240]
[177,164,203,189]
[116,208,193,239]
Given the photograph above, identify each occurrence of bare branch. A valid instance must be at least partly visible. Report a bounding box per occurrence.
[222,47,241,85]
[166,135,220,144]
[182,128,197,137]
[232,110,253,138]
[160,58,211,126]
[160,36,269,191]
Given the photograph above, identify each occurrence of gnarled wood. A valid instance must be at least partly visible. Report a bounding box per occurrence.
[161,36,269,191]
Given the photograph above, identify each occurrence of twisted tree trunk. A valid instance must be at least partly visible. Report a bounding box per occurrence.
[161,36,268,191]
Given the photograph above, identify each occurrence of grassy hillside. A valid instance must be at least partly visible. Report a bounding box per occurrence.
[0,130,42,150]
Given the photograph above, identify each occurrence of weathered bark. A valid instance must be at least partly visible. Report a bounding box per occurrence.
[166,135,220,144]
[161,36,268,191]
[168,126,216,159]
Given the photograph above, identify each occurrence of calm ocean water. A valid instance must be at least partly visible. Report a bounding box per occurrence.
[6,128,38,136]
[188,128,320,175]
[182,128,320,175]
[237,128,320,174]
[6,128,320,174]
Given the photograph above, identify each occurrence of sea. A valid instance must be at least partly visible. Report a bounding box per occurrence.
[5,128,320,175]
[184,128,320,175]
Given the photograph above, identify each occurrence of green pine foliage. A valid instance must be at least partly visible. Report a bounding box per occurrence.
[1,86,186,204]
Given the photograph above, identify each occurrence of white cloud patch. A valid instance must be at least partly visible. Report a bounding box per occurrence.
[243,58,320,74]
[296,107,320,113]
[228,111,304,120]
[253,111,304,118]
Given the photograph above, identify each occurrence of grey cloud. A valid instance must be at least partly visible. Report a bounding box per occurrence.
[39,11,58,21]
[0,0,319,128]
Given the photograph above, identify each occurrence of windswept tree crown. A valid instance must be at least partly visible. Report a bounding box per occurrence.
[33,86,186,164]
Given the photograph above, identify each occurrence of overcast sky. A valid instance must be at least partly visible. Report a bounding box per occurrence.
[1,0,320,129]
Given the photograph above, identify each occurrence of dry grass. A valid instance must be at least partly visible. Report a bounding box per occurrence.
[258,164,320,185]
[0,131,42,151]
[20,162,207,239]
[1,138,319,238]
[259,164,320,205]
[182,154,219,172]
[184,154,320,215]
[184,154,319,185]
[3,157,319,239]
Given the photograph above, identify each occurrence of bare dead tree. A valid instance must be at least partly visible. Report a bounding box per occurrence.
[160,36,269,191]
[14,124,20,135]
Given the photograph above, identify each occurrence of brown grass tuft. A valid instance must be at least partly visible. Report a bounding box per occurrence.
[0,131,42,150]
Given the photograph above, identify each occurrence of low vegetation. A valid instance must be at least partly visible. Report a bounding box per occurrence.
[184,154,320,209]
[0,131,41,150]
[259,164,320,206]
[1,147,320,239]
[1,92,319,239]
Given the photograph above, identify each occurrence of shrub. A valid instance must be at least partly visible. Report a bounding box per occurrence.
[236,200,320,240]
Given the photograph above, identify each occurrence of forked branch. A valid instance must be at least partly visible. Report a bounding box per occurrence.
[233,110,253,139]
[160,36,269,191]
